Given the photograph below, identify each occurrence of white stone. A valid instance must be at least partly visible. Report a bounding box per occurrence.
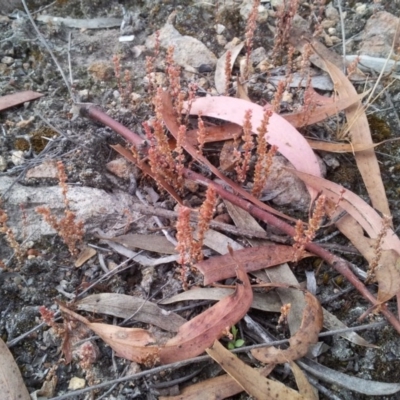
[215,24,226,34]
[68,377,85,390]
[1,56,14,65]
[11,150,25,166]
[355,3,367,15]
[325,5,339,21]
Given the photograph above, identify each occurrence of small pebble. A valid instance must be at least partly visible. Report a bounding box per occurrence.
[1,56,14,65]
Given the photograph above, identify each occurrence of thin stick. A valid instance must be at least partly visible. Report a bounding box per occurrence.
[336,0,346,74]
[122,201,288,243]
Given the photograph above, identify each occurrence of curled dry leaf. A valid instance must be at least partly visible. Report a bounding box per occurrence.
[159,261,252,363]
[195,244,311,285]
[59,304,160,366]
[58,262,252,365]
[0,338,31,400]
[251,291,323,364]
[206,340,307,400]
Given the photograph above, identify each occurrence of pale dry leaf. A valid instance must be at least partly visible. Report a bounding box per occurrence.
[298,358,400,396]
[306,137,400,153]
[59,304,160,365]
[0,337,30,400]
[215,42,244,94]
[100,233,178,254]
[322,307,377,348]
[207,340,307,399]
[0,90,43,112]
[290,361,318,400]
[75,293,186,332]
[159,374,245,400]
[322,58,391,217]
[159,287,282,313]
[74,246,96,268]
[375,250,400,304]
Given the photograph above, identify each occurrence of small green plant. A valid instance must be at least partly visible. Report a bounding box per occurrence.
[227,325,245,350]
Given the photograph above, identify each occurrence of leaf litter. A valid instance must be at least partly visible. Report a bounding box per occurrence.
[3,2,400,399]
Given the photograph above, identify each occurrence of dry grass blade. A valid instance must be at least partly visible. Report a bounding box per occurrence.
[206,340,307,399]
[0,338,30,400]
[251,291,323,364]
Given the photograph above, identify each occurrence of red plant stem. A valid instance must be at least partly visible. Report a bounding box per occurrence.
[183,168,400,334]
[80,104,146,148]
[80,104,400,334]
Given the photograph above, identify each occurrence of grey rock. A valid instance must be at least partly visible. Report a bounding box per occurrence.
[0,176,142,241]
[146,22,217,69]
